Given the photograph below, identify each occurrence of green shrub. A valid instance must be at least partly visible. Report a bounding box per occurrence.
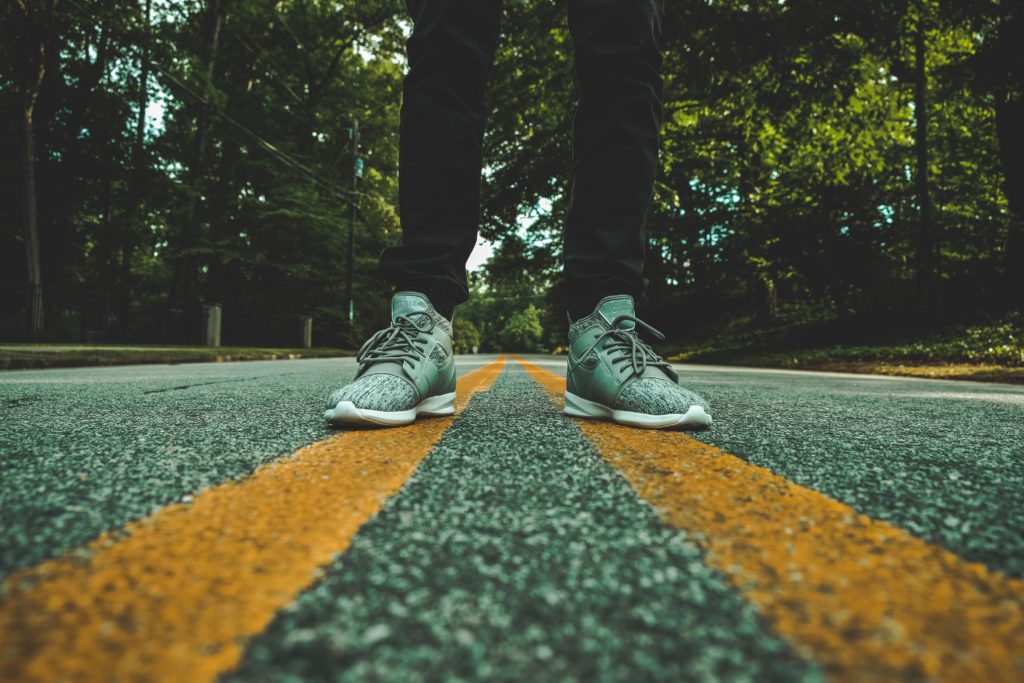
[497,305,544,352]
[452,318,482,354]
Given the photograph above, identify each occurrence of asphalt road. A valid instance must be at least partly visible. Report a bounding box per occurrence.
[1,355,1022,681]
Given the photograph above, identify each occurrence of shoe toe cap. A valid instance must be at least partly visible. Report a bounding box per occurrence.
[325,374,418,412]
[616,378,711,416]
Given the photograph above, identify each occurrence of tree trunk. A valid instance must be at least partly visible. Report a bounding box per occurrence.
[175,0,223,317]
[913,18,938,308]
[121,0,153,340]
[757,277,778,321]
[21,103,44,338]
[994,97,1024,310]
[204,138,242,306]
[16,0,50,339]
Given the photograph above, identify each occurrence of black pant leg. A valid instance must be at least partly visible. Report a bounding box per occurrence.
[379,0,503,317]
[564,0,666,320]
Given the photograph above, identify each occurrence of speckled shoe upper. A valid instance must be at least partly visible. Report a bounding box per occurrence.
[325,292,455,413]
[325,374,419,413]
[566,295,711,418]
[615,378,710,414]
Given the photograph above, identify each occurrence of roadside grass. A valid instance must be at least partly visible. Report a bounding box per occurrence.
[662,313,1024,384]
[0,344,354,370]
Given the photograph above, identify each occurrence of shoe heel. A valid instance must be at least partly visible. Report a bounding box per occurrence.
[564,392,609,419]
[564,392,586,417]
[417,391,457,416]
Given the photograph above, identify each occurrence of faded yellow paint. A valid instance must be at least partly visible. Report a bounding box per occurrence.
[0,356,506,683]
[517,356,1024,683]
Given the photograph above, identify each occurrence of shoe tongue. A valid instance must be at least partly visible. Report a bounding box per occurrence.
[596,295,636,330]
[391,291,431,323]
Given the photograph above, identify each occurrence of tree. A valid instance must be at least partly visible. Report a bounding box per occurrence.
[452,318,481,354]
[497,305,544,353]
[172,0,224,318]
[7,0,57,338]
[912,7,938,306]
[0,0,1015,348]
[944,0,1024,308]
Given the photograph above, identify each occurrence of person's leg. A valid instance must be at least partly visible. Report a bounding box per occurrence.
[560,2,710,430]
[378,0,504,320]
[564,0,665,321]
[328,1,501,427]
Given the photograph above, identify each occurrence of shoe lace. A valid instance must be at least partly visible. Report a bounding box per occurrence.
[570,314,677,380]
[357,311,435,367]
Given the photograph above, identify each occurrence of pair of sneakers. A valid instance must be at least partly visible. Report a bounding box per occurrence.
[324,292,712,430]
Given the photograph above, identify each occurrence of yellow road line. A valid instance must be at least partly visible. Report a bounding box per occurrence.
[0,356,506,683]
[516,357,1024,682]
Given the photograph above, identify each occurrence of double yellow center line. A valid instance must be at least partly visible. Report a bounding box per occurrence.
[517,357,1024,682]
[3,355,1022,682]
[0,357,505,683]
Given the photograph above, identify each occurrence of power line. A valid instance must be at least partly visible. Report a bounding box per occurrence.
[64,0,388,210]
[159,67,355,205]
[273,4,310,54]
[220,23,304,107]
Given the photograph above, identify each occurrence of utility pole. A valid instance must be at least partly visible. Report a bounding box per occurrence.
[913,15,937,309]
[122,0,153,341]
[346,117,360,325]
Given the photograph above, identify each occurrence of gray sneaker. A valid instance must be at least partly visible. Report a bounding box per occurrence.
[324,291,457,427]
[565,295,712,430]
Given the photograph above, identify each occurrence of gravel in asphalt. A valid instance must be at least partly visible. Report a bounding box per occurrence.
[683,364,1024,578]
[523,357,1024,578]
[0,361,357,575]
[226,364,820,683]
[1,354,1022,681]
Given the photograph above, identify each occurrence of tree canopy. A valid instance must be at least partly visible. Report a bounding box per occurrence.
[2,0,1020,348]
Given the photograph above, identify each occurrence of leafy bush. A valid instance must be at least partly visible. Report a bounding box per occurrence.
[671,313,1024,367]
[497,305,544,352]
[452,318,482,354]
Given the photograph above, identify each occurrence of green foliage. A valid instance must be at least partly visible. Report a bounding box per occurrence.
[665,310,1024,367]
[0,0,404,345]
[2,0,1020,348]
[452,317,482,354]
[0,344,351,370]
[496,305,545,353]
[481,0,1019,319]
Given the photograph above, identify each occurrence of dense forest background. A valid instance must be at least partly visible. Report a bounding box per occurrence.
[2,0,1022,357]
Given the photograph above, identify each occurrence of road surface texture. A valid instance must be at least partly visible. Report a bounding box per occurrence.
[1,355,1022,682]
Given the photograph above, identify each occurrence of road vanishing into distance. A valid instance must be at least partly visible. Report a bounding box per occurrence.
[2,355,1023,682]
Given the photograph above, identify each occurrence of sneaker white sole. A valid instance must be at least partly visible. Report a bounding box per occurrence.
[324,391,457,427]
[564,391,712,430]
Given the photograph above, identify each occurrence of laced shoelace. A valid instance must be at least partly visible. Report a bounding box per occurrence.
[356,311,435,367]
[570,314,676,379]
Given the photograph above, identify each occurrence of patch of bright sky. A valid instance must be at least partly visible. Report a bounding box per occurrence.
[467,196,554,271]
[145,98,168,138]
[137,0,188,138]
[466,239,494,271]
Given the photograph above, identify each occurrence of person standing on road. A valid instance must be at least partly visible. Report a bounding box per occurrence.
[325,0,712,430]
